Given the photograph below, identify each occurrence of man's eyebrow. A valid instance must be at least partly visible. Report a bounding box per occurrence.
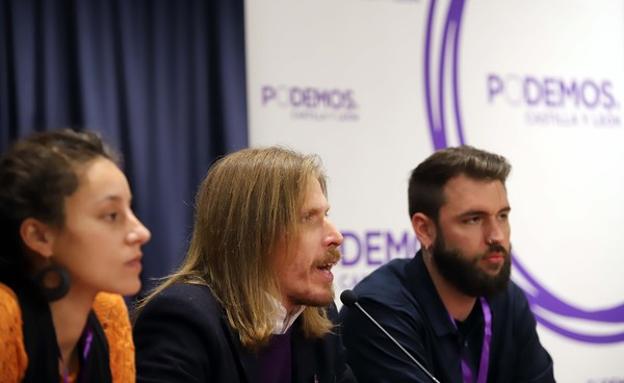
[301,205,330,215]
[457,206,511,217]
[457,209,487,218]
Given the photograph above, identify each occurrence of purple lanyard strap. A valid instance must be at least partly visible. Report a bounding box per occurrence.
[449,297,492,383]
[61,327,94,383]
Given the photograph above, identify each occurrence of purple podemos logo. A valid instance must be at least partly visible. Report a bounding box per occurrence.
[487,75,617,109]
[487,74,621,127]
[423,0,624,343]
[260,85,359,121]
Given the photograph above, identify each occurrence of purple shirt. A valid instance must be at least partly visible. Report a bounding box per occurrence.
[258,328,293,383]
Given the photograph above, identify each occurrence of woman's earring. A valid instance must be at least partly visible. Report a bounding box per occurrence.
[34,263,71,301]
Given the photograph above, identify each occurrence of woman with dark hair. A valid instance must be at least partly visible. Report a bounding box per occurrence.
[0,129,151,382]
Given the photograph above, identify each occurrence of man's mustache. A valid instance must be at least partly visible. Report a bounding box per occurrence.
[485,243,509,257]
[321,247,341,265]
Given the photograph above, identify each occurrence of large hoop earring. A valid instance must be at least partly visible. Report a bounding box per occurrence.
[34,263,71,302]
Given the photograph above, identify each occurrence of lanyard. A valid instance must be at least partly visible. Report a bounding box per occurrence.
[448,297,492,383]
[61,327,94,383]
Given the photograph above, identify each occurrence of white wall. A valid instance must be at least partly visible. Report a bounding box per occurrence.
[246,1,624,381]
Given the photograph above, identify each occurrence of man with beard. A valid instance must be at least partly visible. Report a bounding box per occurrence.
[134,147,356,383]
[340,146,554,383]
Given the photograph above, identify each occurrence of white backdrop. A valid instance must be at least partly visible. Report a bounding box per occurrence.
[245,0,624,381]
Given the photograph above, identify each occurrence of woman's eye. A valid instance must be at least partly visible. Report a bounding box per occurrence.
[104,212,118,222]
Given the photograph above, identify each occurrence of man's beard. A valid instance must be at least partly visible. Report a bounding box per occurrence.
[431,230,511,298]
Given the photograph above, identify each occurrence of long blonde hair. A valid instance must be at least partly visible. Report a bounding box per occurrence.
[135,147,334,348]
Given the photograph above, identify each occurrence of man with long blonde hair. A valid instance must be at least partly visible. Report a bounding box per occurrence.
[133,147,355,383]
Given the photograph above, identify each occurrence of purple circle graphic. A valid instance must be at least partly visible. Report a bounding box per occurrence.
[423,0,624,343]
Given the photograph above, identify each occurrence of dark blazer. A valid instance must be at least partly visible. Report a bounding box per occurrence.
[134,282,356,383]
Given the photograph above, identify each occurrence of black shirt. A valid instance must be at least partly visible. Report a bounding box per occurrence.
[454,301,484,379]
[339,252,555,383]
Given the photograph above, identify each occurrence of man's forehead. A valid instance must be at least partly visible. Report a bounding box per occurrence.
[301,194,330,211]
[301,177,329,210]
[441,174,508,211]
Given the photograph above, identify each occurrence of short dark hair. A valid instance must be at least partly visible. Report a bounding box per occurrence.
[408,145,511,220]
[0,129,119,279]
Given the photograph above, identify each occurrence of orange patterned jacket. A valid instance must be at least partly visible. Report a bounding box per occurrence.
[0,283,135,382]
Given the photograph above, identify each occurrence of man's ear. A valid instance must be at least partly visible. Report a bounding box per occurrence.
[411,213,436,250]
[19,218,56,259]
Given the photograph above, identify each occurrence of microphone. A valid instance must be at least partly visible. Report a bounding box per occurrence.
[340,290,440,383]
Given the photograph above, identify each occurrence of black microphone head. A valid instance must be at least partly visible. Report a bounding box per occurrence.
[340,289,358,307]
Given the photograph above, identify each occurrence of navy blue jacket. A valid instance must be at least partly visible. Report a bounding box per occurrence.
[339,252,554,383]
[134,283,356,383]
